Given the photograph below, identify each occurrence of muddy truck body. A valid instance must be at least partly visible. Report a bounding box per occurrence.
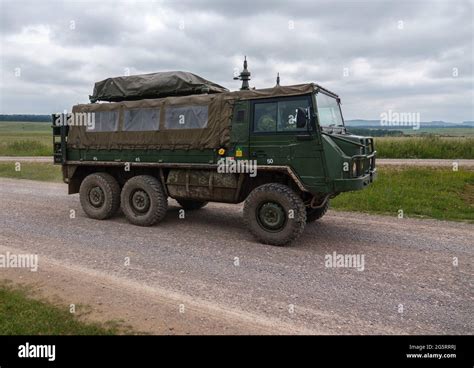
[53,67,376,245]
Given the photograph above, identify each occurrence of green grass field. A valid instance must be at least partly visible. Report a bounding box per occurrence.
[399,127,474,136]
[1,121,473,159]
[375,136,474,159]
[0,162,63,182]
[0,121,51,156]
[0,282,120,335]
[331,167,474,222]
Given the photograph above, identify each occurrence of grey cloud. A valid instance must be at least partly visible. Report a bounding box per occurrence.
[0,0,472,122]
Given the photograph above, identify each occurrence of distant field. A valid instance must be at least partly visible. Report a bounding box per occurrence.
[0,121,51,156]
[1,121,473,159]
[375,136,473,159]
[0,121,51,132]
[399,127,474,136]
[348,126,474,137]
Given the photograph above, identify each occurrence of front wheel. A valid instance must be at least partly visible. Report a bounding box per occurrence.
[243,183,306,246]
[121,175,168,226]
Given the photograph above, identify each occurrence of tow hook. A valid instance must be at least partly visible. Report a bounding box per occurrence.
[310,194,331,209]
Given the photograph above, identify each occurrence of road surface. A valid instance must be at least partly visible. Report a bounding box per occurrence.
[375,158,474,168]
[0,156,52,163]
[0,178,472,334]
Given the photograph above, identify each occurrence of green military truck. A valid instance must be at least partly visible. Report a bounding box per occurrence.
[53,62,376,246]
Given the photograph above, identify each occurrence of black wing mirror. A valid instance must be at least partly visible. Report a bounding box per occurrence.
[296,108,308,128]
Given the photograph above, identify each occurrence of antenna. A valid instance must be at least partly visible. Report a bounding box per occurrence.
[233,56,251,90]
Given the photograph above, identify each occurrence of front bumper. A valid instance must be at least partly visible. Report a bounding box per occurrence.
[333,148,377,192]
[333,168,377,192]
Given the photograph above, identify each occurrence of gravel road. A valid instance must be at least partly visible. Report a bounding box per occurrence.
[375,158,474,168]
[0,178,472,334]
[0,156,52,163]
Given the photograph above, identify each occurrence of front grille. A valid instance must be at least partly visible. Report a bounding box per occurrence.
[351,141,376,178]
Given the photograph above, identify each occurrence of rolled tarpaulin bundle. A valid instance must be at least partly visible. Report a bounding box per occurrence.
[89,71,229,102]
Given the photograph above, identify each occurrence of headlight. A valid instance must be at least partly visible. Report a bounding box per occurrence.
[352,161,358,177]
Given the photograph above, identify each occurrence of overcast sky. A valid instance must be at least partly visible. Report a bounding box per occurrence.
[0,0,472,122]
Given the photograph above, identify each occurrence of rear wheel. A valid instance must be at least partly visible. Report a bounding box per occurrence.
[306,200,330,223]
[243,183,306,246]
[121,175,168,226]
[177,199,208,210]
[79,172,121,220]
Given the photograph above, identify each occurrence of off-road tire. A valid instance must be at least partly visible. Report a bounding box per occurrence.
[243,183,306,246]
[177,199,208,210]
[306,200,330,223]
[121,175,168,226]
[79,172,121,220]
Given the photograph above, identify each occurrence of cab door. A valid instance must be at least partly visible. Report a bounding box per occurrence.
[249,96,301,166]
[249,95,326,189]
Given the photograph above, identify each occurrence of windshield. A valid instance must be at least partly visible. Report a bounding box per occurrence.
[315,92,344,127]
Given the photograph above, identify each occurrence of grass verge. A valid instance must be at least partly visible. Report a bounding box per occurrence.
[0,121,52,156]
[0,139,51,156]
[0,162,62,182]
[375,136,474,159]
[331,167,474,222]
[0,282,119,335]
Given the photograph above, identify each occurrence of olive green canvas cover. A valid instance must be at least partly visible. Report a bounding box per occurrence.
[89,71,229,102]
[69,83,316,151]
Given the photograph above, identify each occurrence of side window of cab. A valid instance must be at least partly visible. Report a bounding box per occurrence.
[254,102,277,132]
[252,96,311,133]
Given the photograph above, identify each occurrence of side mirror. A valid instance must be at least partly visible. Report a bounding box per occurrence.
[296,108,308,128]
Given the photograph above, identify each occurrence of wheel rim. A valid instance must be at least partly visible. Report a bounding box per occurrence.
[89,186,105,208]
[257,202,286,231]
[130,189,150,213]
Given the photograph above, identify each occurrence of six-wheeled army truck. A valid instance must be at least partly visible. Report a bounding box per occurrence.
[53,62,376,246]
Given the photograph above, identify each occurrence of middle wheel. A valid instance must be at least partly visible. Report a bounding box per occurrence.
[121,175,168,226]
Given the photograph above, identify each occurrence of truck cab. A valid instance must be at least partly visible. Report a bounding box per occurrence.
[230,85,377,202]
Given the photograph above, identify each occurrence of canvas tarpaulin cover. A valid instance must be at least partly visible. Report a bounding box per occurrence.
[89,71,229,102]
[71,93,234,150]
[69,83,316,151]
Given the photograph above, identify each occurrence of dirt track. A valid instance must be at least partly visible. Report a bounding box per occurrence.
[0,178,472,334]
